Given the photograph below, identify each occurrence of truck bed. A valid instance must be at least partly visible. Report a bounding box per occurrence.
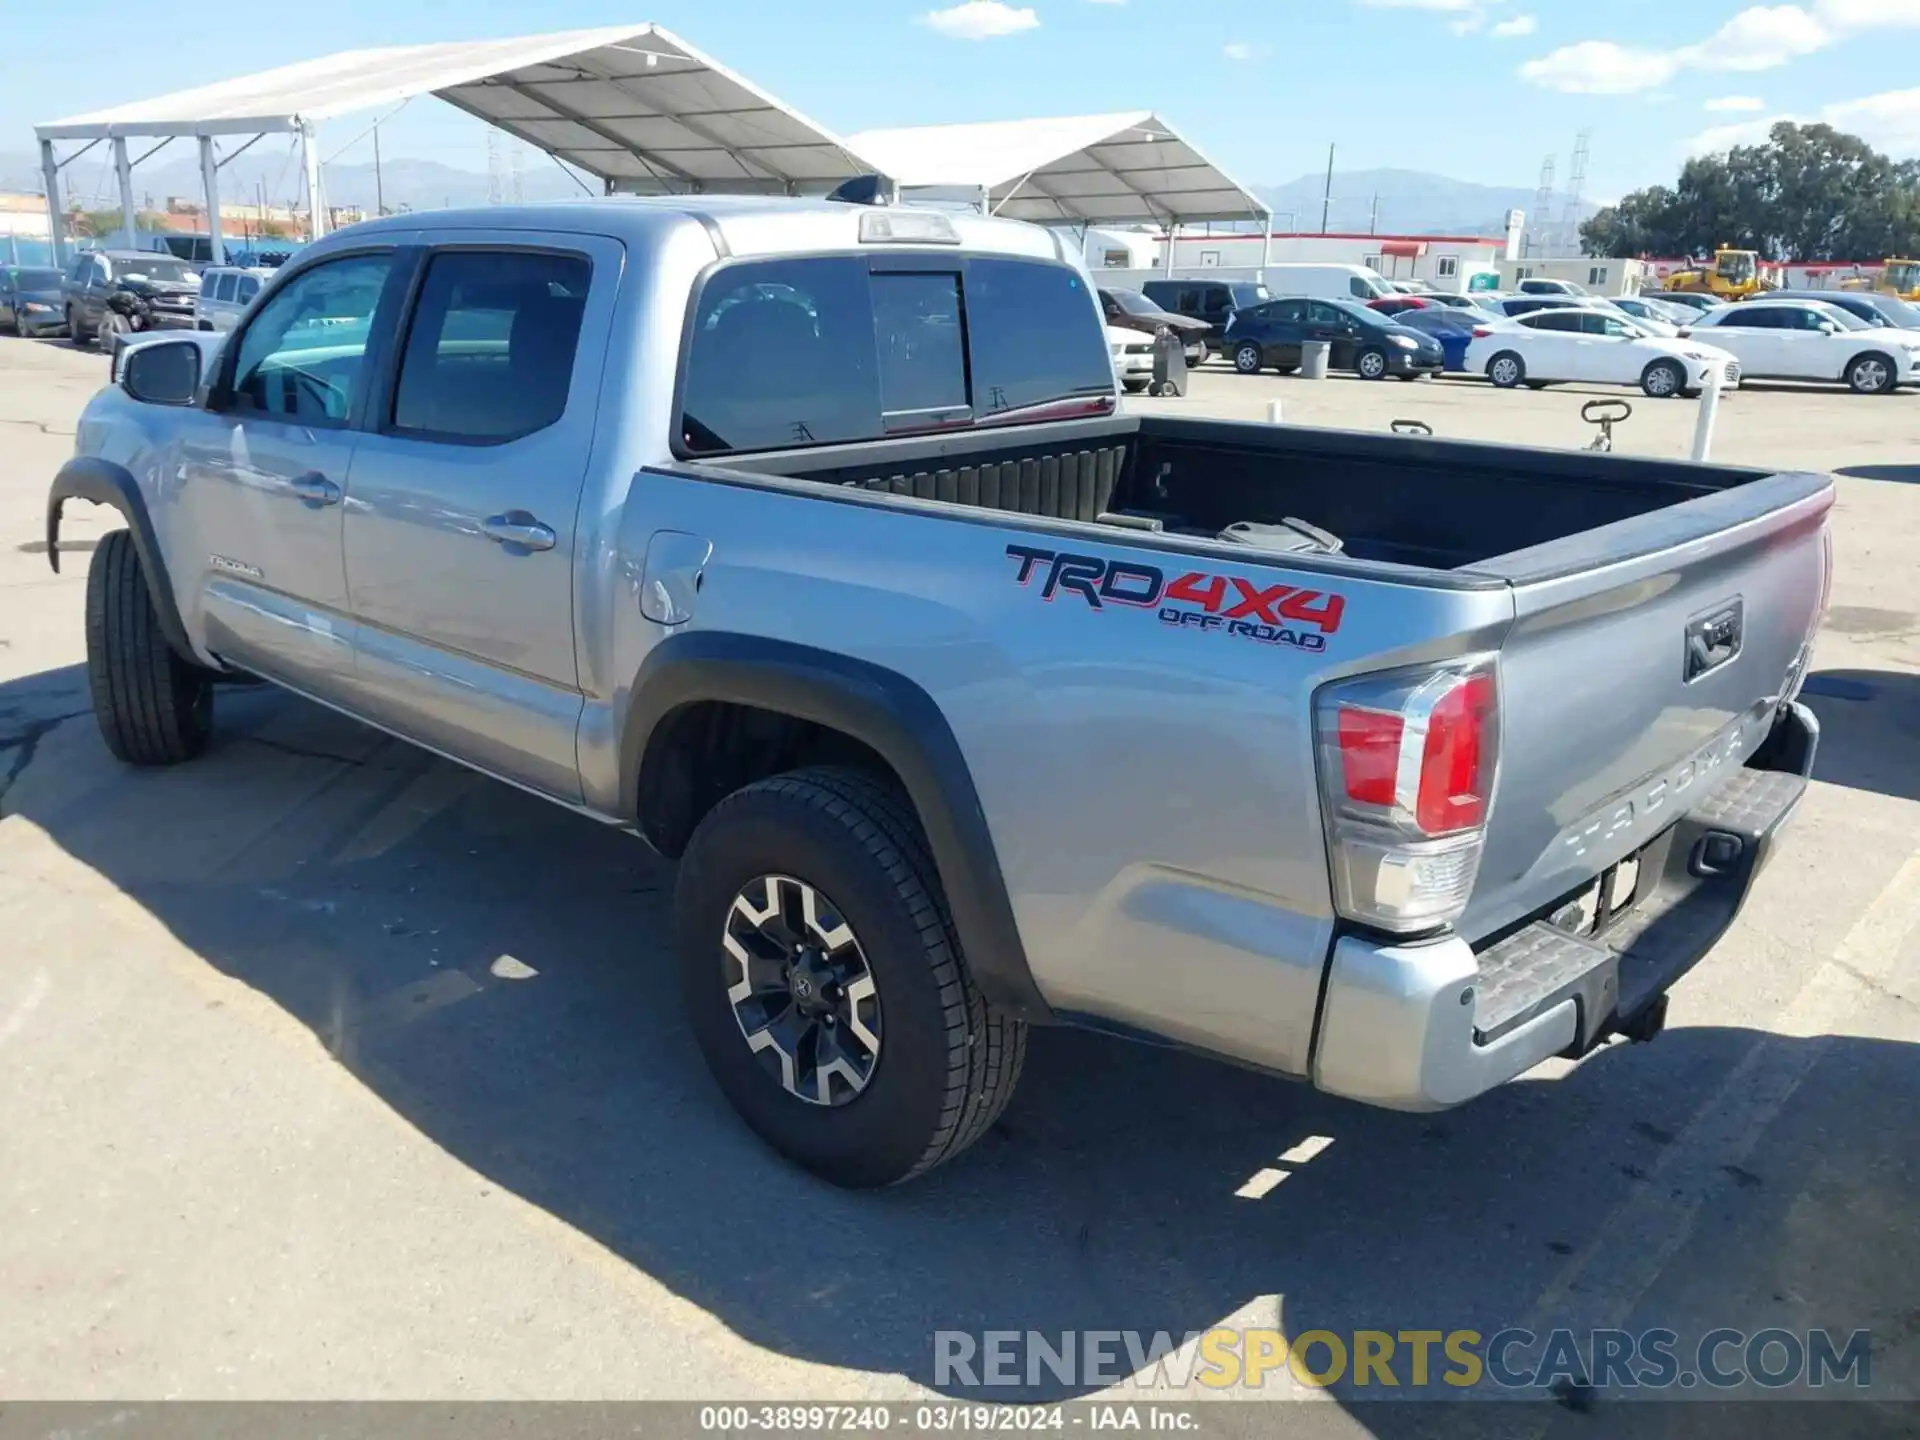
[708,412,1786,573]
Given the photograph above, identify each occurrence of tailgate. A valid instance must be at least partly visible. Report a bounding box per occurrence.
[1462,469,1831,942]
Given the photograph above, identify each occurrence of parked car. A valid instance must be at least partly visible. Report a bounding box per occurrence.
[1225,296,1445,379]
[1366,294,1431,315]
[1,265,67,337]
[1686,299,1920,393]
[1387,306,1479,371]
[52,195,1827,1190]
[1098,287,1209,363]
[1489,294,1589,319]
[1517,278,1589,296]
[194,265,272,332]
[1466,310,1740,397]
[1105,323,1156,392]
[1139,278,1270,352]
[1422,292,1499,314]
[1764,288,1920,333]
[61,250,201,347]
[1654,290,1728,315]
[1611,295,1695,330]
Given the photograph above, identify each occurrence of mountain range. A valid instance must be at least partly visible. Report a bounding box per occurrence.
[2,150,1598,239]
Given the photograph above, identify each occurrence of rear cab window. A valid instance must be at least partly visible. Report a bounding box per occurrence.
[678,254,1113,457]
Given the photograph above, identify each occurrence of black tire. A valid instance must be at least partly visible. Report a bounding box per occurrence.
[1487,351,1526,388]
[676,766,1027,1188]
[1122,377,1149,393]
[1641,358,1687,398]
[85,530,213,767]
[96,309,125,350]
[1524,380,1552,390]
[1233,341,1263,374]
[1846,352,1898,395]
[67,306,90,347]
[1355,347,1390,380]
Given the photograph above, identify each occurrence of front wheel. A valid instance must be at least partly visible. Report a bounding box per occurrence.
[1641,359,1687,398]
[96,309,126,350]
[1487,351,1526,388]
[1233,341,1263,374]
[86,530,214,766]
[676,767,1027,1188]
[1355,347,1389,380]
[1847,352,1897,395]
[66,307,90,347]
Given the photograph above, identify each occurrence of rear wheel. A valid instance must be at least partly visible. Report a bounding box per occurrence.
[1122,377,1149,393]
[1488,351,1525,388]
[1641,358,1687,398]
[1355,347,1389,380]
[676,766,1026,1188]
[66,306,90,347]
[1233,341,1263,374]
[1846,352,1897,395]
[85,530,214,767]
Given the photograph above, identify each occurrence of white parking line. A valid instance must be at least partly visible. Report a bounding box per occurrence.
[1523,851,1920,1339]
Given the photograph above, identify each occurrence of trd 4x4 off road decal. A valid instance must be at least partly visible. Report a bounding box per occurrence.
[1005,544,1344,653]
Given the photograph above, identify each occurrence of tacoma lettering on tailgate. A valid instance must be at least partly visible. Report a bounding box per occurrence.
[1005,544,1345,653]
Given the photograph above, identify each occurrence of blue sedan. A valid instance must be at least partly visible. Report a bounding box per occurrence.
[1388,307,1480,372]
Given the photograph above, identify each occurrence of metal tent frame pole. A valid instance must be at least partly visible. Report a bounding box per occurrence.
[113,137,138,246]
[301,123,327,240]
[199,136,226,265]
[39,139,65,266]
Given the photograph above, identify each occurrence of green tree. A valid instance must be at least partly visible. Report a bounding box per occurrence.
[1580,122,1920,261]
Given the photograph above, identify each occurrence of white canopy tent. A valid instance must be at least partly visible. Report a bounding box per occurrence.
[32,22,872,266]
[844,112,1272,269]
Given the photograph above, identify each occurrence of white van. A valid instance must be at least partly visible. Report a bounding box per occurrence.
[1258,263,1394,302]
[193,266,272,332]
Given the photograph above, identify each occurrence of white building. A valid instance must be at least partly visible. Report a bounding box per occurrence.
[1081,227,1510,294]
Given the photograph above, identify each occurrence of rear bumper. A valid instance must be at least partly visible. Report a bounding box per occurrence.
[1312,701,1817,1112]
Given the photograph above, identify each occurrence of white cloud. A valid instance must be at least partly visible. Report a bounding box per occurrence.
[1683,86,1920,155]
[1520,40,1684,93]
[1690,5,1831,70]
[1223,40,1257,59]
[1490,13,1537,36]
[1704,94,1768,110]
[920,0,1040,39]
[1521,0,1920,94]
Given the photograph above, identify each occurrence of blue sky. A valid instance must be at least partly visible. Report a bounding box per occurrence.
[8,0,1919,217]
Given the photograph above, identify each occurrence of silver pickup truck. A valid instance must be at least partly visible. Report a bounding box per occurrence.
[49,195,1830,1188]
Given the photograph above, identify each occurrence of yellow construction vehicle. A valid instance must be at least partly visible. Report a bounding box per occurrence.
[1879,259,1920,300]
[1661,247,1774,300]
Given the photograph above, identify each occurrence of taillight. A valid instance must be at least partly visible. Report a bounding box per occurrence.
[1315,660,1500,932]
[1471,326,1492,338]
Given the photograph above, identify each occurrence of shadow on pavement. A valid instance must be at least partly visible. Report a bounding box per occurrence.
[1836,465,1920,485]
[1,664,1914,1426]
[1801,669,1920,803]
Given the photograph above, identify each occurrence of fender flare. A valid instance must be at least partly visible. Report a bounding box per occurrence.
[623,632,1054,1022]
[46,455,196,660]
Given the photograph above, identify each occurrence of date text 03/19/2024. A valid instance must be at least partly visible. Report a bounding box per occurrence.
[1005,545,1346,655]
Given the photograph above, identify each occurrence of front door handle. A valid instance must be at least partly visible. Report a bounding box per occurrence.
[482,511,557,552]
[289,472,341,506]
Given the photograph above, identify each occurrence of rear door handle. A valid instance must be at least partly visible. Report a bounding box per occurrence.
[481,511,557,552]
[288,472,341,506]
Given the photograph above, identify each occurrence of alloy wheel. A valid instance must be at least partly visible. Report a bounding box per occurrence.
[722,874,882,1106]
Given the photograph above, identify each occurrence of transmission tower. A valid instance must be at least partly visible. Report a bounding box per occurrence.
[1559,130,1591,254]
[486,130,504,206]
[1529,153,1557,256]
[507,142,524,205]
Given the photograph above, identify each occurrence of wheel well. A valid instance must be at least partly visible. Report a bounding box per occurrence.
[1847,349,1894,375]
[636,699,903,858]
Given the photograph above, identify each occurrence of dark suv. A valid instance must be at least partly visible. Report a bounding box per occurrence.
[1140,278,1271,351]
[61,250,202,348]
[1223,296,1444,380]
[1098,287,1211,362]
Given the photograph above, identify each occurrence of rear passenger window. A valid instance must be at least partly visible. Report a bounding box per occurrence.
[237,275,260,303]
[391,249,590,443]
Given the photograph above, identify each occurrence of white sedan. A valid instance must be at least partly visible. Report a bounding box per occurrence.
[1683,299,1920,394]
[1467,309,1740,397]
[1106,324,1155,393]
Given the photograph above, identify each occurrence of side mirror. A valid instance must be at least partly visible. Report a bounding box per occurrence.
[121,338,203,406]
[1818,321,1839,335]
[1677,328,1692,339]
